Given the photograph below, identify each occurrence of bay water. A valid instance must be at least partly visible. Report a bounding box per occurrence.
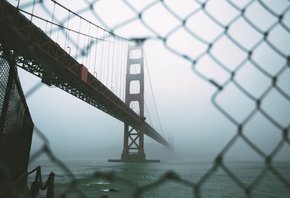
[28,160,290,198]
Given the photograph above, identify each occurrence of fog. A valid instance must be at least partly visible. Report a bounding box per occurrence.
[10,0,290,162]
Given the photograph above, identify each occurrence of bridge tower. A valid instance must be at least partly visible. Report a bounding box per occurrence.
[121,44,146,162]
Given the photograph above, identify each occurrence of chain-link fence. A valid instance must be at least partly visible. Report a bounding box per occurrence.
[1,0,290,197]
[0,44,34,197]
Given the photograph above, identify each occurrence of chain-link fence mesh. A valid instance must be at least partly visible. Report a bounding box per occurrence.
[0,44,34,196]
[1,0,290,197]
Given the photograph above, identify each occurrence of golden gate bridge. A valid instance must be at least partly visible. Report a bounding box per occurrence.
[0,0,171,163]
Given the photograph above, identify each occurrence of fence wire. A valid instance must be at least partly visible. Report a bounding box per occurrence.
[0,43,34,197]
[2,0,290,197]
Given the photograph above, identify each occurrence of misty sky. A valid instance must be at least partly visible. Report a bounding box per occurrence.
[8,0,290,161]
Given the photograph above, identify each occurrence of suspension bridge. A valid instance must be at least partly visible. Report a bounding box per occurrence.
[0,0,171,162]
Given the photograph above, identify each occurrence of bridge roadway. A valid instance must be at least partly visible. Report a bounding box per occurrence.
[0,0,170,148]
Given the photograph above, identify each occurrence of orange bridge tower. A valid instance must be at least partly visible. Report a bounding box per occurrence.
[121,43,146,162]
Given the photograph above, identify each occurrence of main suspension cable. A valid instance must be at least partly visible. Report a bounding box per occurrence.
[144,50,166,138]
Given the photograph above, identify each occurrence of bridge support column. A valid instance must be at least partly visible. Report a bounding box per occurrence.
[121,43,146,162]
[108,43,160,163]
[121,123,146,162]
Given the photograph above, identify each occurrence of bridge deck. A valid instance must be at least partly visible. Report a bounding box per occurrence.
[0,0,170,148]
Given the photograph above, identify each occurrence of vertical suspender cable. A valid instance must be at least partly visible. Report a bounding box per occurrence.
[115,39,118,96]
[64,11,70,54]
[103,33,107,85]
[106,34,110,87]
[30,0,36,21]
[56,21,60,44]
[82,25,86,65]
[104,34,108,86]
[119,41,124,100]
[111,35,116,92]
[86,22,91,69]
[118,39,123,99]
[114,38,118,96]
[120,40,125,100]
[77,17,82,60]
[50,3,56,37]
[115,39,121,98]
[100,30,105,82]
[145,102,153,127]
[93,28,99,77]
[103,31,108,84]
[45,21,49,34]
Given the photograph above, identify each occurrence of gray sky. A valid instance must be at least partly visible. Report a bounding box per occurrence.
[10,0,290,161]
